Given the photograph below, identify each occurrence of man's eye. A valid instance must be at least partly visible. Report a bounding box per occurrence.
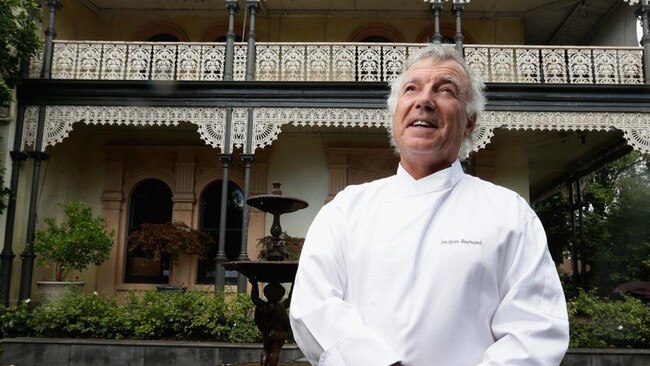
[439,87,456,96]
[404,85,416,92]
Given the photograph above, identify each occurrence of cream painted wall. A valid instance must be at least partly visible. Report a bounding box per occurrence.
[265,133,329,239]
[51,0,100,40]
[489,136,530,202]
[5,125,110,302]
[29,126,108,292]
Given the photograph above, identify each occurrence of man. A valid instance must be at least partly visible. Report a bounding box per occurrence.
[289,44,569,366]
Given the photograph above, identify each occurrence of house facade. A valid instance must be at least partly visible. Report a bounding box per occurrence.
[0,0,649,304]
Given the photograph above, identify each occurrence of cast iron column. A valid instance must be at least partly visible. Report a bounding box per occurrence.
[451,0,468,56]
[41,0,62,79]
[18,0,61,302]
[223,0,240,81]
[238,154,254,293]
[215,0,240,290]
[236,0,260,293]
[0,113,29,306]
[428,1,445,44]
[215,153,232,290]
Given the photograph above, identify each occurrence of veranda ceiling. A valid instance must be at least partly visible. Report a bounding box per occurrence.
[76,0,628,45]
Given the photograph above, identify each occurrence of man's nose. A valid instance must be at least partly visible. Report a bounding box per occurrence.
[415,94,435,111]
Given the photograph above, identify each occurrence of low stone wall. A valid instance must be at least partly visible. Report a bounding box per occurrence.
[2,338,650,366]
[0,338,305,366]
[562,348,650,366]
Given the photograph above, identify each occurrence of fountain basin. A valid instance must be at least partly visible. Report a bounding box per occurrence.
[223,261,298,284]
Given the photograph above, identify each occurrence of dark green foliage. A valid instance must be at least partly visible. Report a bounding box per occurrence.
[568,291,650,348]
[535,152,650,295]
[0,302,30,338]
[0,290,261,343]
[223,293,261,343]
[30,290,128,339]
[0,0,41,108]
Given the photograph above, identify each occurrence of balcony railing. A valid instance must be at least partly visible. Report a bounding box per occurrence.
[29,41,645,85]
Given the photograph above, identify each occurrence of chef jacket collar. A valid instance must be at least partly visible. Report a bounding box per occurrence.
[396,160,464,194]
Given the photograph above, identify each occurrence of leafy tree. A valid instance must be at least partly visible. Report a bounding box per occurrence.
[535,152,650,295]
[0,0,41,109]
[0,0,41,215]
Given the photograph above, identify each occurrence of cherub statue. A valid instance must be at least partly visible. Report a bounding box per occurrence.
[250,278,293,366]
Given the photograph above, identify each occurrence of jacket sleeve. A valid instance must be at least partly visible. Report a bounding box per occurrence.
[289,202,401,366]
[478,216,570,366]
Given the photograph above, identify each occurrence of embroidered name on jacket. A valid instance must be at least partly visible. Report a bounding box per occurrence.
[440,239,483,246]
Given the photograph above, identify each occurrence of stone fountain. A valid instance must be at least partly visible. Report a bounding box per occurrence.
[223,182,308,366]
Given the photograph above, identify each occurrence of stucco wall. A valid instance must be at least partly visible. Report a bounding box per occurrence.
[28,125,108,292]
[265,133,329,239]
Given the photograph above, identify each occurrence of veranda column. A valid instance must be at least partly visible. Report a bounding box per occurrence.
[0,113,28,305]
[0,4,37,305]
[451,0,470,56]
[18,0,62,302]
[426,1,445,44]
[216,0,240,290]
[236,0,261,293]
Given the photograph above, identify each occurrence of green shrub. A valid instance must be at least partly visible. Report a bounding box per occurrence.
[124,290,233,341]
[0,301,31,338]
[223,293,260,343]
[19,290,261,342]
[568,291,650,348]
[30,291,129,339]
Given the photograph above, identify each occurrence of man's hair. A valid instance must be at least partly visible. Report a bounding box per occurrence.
[386,44,486,159]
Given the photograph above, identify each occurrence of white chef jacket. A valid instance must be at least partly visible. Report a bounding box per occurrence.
[289,161,569,366]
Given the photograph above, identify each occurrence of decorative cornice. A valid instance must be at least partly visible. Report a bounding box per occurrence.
[22,106,650,155]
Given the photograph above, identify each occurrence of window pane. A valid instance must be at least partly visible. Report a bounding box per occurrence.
[197,180,244,284]
[125,179,173,284]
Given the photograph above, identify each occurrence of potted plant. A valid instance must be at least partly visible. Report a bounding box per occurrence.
[33,200,114,300]
[257,232,304,261]
[127,221,213,290]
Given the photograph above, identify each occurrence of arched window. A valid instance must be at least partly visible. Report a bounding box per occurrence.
[360,36,391,43]
[214,34,243,42]
[134,22,188,42]
[197,180,244,285]
[147,34,180,42]
[202,22,244,42]
[349,24,404,42]
[125,179,173,284]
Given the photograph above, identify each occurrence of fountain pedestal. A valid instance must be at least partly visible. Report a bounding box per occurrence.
[223,182,307,366]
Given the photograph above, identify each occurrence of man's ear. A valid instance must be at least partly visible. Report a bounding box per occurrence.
[464,114,477,137]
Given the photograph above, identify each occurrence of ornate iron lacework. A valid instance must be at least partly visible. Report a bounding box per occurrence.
[22,107,650,155]
[31,42,644,85]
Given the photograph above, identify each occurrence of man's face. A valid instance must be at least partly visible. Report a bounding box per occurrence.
[391,57,476,177]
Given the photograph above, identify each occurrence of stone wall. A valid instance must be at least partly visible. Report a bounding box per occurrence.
[3,338,650,366]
